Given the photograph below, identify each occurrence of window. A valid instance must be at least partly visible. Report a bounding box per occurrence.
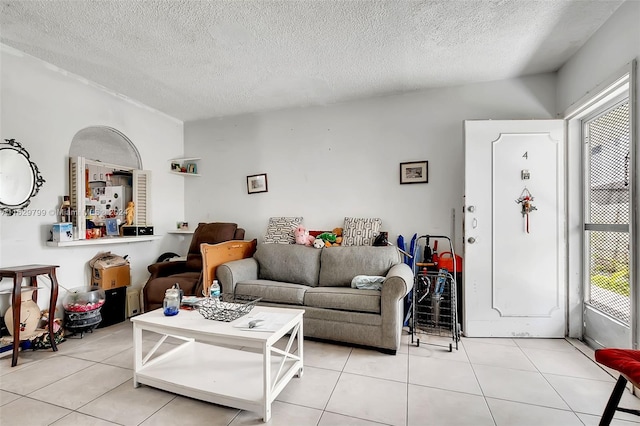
[583,100,631,324]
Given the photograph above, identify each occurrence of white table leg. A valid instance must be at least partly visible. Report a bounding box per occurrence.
[263,341,272,422]
[297,319,304,378]
[133,324,142,387]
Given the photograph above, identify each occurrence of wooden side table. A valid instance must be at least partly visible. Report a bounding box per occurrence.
[0,264,60,367]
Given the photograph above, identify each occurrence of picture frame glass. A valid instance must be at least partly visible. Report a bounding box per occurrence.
[400,161,428,184]
[247,174,268,194]
[105,218,119,236]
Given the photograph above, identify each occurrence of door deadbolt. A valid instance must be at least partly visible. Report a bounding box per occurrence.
[467,237,476,244]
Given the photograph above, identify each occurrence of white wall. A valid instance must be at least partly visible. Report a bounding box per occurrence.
[557,0,640,339]
[557,0,639,114]
[0,45,185,315]
[184,73,557,254]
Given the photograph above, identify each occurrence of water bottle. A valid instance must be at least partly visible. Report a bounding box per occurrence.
[163,288,180,316]
[210,280,221,298]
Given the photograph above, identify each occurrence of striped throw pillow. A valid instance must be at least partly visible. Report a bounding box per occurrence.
[264,217,303,244]
[342,217,382,246]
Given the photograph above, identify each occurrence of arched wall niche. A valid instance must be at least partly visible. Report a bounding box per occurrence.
[69,126,142,168]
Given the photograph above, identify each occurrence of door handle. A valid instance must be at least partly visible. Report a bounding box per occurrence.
[467,205,475,213]
[467,237,476,244]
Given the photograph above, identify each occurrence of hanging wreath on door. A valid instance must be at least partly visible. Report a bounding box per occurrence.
[515,188,537,234]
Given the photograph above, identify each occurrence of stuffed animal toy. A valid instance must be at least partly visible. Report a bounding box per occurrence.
[313,238,325,249]
[317,232,337,247]
[294,226,315,246]
[333,227,343,245]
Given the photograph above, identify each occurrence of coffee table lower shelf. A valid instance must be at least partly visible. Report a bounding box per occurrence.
[135,342,299,408]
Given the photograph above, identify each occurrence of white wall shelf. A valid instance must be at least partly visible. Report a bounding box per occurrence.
[169,157,201,162]
[169,171,201,177]
[168,230,195,234]
[46,235,161,247]
[169,157,201,176]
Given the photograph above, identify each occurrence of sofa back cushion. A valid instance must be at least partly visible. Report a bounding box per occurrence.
[318,246,401,287]
[254,243,321,287]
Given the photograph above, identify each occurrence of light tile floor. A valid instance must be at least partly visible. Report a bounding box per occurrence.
[1,321,640,426]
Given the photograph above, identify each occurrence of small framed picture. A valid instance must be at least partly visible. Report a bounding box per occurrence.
[187,163,197,174]
[171,162,181,171]
[105,218,119,236]
[247,173,268,194]
[400,161,428,184]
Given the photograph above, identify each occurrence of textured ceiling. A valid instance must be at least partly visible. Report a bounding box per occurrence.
[0,0,625,122]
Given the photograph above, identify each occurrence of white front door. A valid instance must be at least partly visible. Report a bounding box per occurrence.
[463,120,566,337]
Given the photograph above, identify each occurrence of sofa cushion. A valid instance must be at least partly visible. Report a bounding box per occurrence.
[263,217,302,244]
[342,217,382,246]
[305,287,381,314]
[318,246,401,287]
[235,280,309,305]
[254,243,321,287]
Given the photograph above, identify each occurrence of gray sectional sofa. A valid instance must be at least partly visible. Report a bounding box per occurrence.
[216,244,414,354]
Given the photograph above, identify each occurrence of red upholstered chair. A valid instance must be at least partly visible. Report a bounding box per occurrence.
[595,348,640,425]
[143,222,244,312]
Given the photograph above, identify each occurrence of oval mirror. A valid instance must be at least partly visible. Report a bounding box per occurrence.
[0,139,45,215]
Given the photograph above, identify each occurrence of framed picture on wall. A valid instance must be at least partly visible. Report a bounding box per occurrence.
[400,161,428,184]
[247,173,268,194]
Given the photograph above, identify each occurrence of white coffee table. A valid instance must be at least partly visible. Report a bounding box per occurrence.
[131,305,304,422]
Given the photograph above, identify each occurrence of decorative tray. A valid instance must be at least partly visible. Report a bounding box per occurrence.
[197,294,262,322]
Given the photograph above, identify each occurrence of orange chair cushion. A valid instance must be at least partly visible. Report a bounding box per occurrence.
[596,348,640,385]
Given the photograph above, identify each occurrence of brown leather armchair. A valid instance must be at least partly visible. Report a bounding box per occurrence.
[143,222,245,312]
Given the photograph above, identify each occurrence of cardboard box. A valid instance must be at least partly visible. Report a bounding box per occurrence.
[92,264,130,289]
[52,222,73,242]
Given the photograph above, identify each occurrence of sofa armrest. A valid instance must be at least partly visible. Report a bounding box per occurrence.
[217,257,259,294]
[147,260,188,279]
[379,263,414,352]
[382,263,414,300]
